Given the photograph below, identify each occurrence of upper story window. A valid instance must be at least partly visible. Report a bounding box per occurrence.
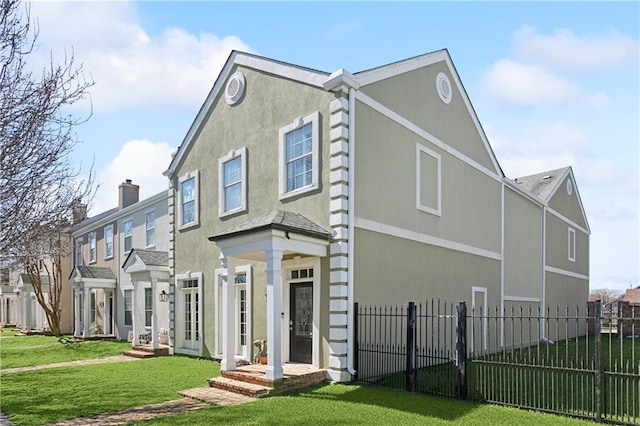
[123,219,132,253]
[278,112,320,200]
[179,171,199,229]
[104,225,114,259]
[75,239,83,267]
[88,232,97,263]
[145,210,155,247]
[568,227,576,262]
[218,147,247,217]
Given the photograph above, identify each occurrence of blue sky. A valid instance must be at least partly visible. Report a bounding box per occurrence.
[27,1,638,294]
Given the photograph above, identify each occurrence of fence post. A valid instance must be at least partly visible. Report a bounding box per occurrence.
[406,301,416,392]
[594,299,602,422]
[455,301,468,400]
[353,302,359,380]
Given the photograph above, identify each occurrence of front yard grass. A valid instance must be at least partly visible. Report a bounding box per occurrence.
[133,383,595,426]
[0,356,219,426]
[0,333,131,369]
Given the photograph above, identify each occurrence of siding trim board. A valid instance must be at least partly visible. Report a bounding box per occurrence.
[547,207,590,235]
[545,266,589,281]
[355,218,502,261]
[353,91,502,183]
[503,295,542,303]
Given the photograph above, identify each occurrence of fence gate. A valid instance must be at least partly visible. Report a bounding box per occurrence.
[354,300,466,399]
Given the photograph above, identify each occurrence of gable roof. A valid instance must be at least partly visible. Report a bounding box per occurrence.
[71,266,117,280]
[164,51,330,178]
[514,167,571,201]
[622,287,640,305]
[121,248,168,269]
[18,273,50,286]
[209,210,332,242]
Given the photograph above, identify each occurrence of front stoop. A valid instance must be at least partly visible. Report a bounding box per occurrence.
[122,345,170,358]
[205,365,326,399]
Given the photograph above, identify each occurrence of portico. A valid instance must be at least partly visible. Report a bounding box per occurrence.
[209,210,331,380]
[70,266,116,338]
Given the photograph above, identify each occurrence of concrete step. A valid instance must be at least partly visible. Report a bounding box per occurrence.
[208,377,271,398]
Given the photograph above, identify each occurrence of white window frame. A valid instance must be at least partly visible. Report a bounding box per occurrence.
[144,287,152,328]
[75,238,83,267]
[123,218,133,253]
[178,171,199,230]
[416,143,442,216]
[88,232,97,264]
[175,272,203,356]
[214,265,252,361]
[568,227,576,262]
[123,289,132,327]
[471,286,488,351]
[218,147,247,218]
[278,111,320,200]
[104,225,114,259]
[145,209,156,248]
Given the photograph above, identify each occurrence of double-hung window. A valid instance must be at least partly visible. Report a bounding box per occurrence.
[218,148,247,217]
[145,211,155,247]
[104,225,113,259]
[279,112,320,200]
[88,232,96,263]
[179,171,199,228]
[124,289,132,326]
[144,288,152,327]
[123,219,132,253]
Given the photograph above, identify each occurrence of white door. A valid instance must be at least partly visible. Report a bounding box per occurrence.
[181,284,199,350]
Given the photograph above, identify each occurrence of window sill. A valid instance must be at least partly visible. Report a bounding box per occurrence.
[279,184,319,202]
[219,207,247,220]
[179,221,199,232]
[145,245,156,250]
[104,256,114,261]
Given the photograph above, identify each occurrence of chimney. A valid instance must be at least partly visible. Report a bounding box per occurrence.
[119,179,140,209]
[71,198,87,224]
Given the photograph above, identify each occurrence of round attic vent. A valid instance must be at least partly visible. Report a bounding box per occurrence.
[436,72,452,104]
[567,179,573,195]
[225,72,245,105]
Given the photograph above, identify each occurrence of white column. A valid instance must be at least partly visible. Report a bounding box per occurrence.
[265,249,284,380]
[132,281,139,346]
[73,289,81,338]
[83,288,90,337]
[151,278,158,350]
[21,293,29,332]
[220,256,237,371]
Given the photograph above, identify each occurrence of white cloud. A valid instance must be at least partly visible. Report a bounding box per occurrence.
[29,2,253,111]
[90,140,175,214]
[481,59,608,107]
[513,26,640,71]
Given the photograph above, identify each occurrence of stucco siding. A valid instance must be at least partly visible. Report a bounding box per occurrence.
[353,99,502,255]
[545,212,589,276]
[359,61,498,174]
[503,186,543,299]
[353,228,501,307]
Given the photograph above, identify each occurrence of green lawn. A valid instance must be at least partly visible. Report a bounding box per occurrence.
[0,333,131,369]
[0,356,219,426]
[133,383,595,426]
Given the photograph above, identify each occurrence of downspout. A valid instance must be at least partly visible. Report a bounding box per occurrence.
[346,88,356,376]
[540,205,547,340]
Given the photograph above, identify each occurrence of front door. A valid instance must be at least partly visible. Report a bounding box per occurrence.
[289,282,313,363]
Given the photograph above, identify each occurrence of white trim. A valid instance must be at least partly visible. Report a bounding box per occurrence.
[88,232,97,264]
[218,147,248,218]
[436,72,452,104]
[416,143,442,216]
[354,91,501,182]
[540,207,547,340]
[224,71,245,105]
[278,112,321,200]
[355,217,502,261]
[235,54,327,88]
[548,207,589,235]
[122,217,133,254]
[144,209,156,248]
[178,170,199,230]
[471,286,487,351]
[503,295,542,303]
[545,265,589,281]
[567,227,576,262]
[347,88,356,377]
[500,183,505,347]
[174,271,203,356]
[213,266,252,361]
[103,224,114,260]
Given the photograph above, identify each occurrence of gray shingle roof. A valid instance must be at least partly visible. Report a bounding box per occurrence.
[73,207,118,232]
[514,167,570,201]
[74,266,117,280]
[19,273,50,286]
[132,249,168,267]
[209,210,332,242]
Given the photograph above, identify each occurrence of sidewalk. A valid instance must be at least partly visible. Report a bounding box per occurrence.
[0,355,140,374]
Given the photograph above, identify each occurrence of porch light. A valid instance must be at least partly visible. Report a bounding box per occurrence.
[159,290,169,303]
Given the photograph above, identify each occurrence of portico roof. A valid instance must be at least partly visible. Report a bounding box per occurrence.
[70,266,117,289]
[208,210,332,242]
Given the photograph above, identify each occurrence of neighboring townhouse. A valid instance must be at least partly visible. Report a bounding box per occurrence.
[163,49,589,382]
[0,264,18,327]
[70,180,169,348]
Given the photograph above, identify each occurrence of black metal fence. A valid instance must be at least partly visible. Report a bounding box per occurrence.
[354,299,639,425]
